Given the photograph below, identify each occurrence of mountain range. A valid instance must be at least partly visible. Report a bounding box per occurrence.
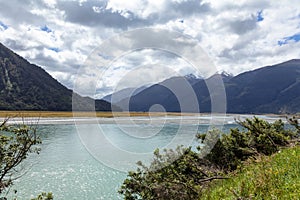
[0,42,117,111]
[1,42,299,114]
[106,60,300,114]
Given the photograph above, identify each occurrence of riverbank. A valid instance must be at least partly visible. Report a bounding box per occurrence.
[0,111,190,118]
[0,111,290,118]
[0,111,291,125]
[200,145,300,199]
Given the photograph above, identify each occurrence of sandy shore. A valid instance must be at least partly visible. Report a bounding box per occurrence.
[0,111,192,118]
[0,111,289,125]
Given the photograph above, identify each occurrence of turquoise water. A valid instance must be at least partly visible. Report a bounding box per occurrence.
[11,124,126,199]
[5,121,239,199]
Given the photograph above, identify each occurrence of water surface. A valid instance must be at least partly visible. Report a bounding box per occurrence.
[5,115,283,199]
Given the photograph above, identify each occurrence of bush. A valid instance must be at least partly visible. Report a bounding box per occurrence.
[119,117,299,199]
[199,117,296,171]
[119,147,219,200]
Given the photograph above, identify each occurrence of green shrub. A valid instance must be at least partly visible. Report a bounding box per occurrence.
[120,117,299,199]
[198,117,296,171]
[119,147,220,200]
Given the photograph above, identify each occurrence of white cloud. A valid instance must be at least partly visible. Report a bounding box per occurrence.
[105,0,173,20]
[81,48,201,98]
[0,0,299,97]
[92,6,102,13]
[43,0,57,8]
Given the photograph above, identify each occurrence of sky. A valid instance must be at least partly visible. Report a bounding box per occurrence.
[0,0,300,98]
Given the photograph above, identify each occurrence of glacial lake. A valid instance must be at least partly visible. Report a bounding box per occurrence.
[4,115,283,199]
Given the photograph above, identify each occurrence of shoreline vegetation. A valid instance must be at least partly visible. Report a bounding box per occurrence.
[119,116,300,199]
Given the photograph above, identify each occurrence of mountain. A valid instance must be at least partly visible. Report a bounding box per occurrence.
[115,60,300,114]
[184,73,203,85]
[102,74,201,105]
[116,75,203,112]
[226,59,300,114]
[0,42,117,111]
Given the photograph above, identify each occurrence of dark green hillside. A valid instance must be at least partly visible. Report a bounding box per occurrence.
[226,59,300,113]
[0,42,115,111]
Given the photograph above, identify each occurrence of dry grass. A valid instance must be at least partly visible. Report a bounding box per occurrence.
[0,111,195,118]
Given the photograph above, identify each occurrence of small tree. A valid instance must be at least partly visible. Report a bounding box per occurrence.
[0,119,41,194]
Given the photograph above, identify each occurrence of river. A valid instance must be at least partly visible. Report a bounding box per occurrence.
[4,115,283,199]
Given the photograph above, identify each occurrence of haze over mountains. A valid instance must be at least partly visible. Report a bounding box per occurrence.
[0,42,116,111]
[0,42,299,114]
[102,86,148,104]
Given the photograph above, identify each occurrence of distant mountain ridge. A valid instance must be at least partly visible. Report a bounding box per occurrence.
[1,42,299,114]
[0,42,117,111]
[111,60,300,114]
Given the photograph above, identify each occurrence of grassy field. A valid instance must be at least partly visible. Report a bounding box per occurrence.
[201,146,300,199]
[0,111,193,118]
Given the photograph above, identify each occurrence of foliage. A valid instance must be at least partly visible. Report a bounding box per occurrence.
[119,146,224,200]
[199,117,296,171]
[0,119,41,194]
[119,117,299,199]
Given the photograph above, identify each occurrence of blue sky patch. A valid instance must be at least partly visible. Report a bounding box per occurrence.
[257,10,264,22]
[48,47,60,52]
[278,33,300,46]
[0,21,8,30]
[98,52,114,60]
[41,25,52,33]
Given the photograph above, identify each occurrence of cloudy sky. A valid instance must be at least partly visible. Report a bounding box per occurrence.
[0,0,300,98]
